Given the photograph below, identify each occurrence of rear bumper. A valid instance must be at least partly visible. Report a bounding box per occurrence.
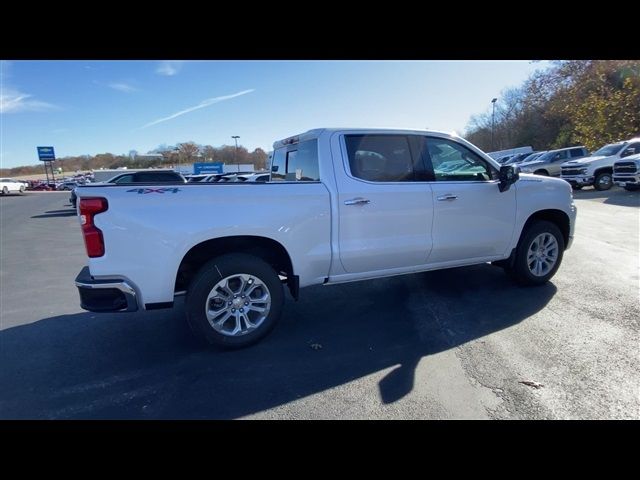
[75,266,139,312]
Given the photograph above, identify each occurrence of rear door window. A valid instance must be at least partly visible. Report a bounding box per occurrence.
[344,135,416,182]
[570,148,586,158]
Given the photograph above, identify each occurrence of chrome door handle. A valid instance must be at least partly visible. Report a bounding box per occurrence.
[344,197,371,206]
[437,194,458,201]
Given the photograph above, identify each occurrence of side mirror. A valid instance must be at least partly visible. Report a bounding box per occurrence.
[498,165,519,192]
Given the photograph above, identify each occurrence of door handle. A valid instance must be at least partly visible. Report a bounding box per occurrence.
[344,197,371,206]
[437,194,458,201]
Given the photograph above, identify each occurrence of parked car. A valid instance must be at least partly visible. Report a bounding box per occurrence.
[105,170,187,185]
[496,155,516,164]
[0,178,26,195]
[58,181,78,191]
[236,173,269,182]
[519,146,589,177]
[612,153,640,191]
[504,152,544,165]
[561,138,640,191]
[73,128,576,348]
[70,170,186,207]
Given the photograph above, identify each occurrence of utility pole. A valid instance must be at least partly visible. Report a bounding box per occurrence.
[232,135,240,173]
[491,98,497,150]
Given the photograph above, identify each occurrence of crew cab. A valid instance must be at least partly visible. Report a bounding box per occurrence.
[561,138,640,191]
[613,153,640,191]
[73,128,577,348]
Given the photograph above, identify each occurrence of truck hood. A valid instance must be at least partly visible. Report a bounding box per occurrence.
[561,155,609,167]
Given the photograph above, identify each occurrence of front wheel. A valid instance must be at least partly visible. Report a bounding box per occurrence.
[534,170,549,176]
[185,253,284,348]
[571,185,583,191]
[594,172,613,191]
[1,186,8,195]
[504,220,565,286]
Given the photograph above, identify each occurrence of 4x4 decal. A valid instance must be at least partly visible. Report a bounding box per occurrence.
[126,187,181,194]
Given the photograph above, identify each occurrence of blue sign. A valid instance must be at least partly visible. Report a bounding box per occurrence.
[194,162,223,174]
[37,146,56,161]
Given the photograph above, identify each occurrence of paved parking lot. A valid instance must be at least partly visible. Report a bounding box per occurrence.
[0,189,638,419]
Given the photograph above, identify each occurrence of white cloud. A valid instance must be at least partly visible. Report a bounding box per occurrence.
[0,87,58,113]
[141,89,255,128]
[156,61,183,76]
[108,82,138,93]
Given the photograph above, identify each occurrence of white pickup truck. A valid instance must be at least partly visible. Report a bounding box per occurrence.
[560,138,640,191]
[74,128,577,347]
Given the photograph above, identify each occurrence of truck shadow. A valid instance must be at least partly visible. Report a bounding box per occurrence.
[31,209,77,218]
[0,264,556,419]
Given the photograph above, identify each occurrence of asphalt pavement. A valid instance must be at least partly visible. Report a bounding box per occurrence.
[0,189,638,419]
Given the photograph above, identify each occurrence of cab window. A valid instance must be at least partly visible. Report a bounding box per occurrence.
[425,137,496,182]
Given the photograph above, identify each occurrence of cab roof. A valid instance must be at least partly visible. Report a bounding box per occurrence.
[273,128,460,149]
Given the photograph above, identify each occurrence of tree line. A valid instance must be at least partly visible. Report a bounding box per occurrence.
[1,142,269,177]
[464,60,640,153]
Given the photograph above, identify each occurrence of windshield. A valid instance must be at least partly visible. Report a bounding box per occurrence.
[592,143,624,157]
[534,151,558,162]
[520,152,541,163]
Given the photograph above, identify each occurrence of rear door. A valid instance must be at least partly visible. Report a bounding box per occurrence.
[424,136,516,265]
[334,133,433,273]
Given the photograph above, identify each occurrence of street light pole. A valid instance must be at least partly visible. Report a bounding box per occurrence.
[232,135,240,173]
[491,98,497,151]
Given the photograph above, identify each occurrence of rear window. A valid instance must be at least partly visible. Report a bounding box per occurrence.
[270,139,319,182]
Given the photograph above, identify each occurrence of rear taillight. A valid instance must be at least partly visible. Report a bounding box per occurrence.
[79,197,108,258]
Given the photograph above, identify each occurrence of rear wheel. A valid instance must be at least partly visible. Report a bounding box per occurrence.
[504,220,565,286]
[594,172,613,191]
[19,185,25,194]
[1,186,8,195]
[185,253,284,348]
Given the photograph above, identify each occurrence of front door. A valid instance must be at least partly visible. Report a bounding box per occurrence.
[424,136,516,265]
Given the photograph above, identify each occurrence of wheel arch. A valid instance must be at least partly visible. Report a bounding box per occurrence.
[593,166,613,176]
[175,235,297,298]
[520,209,570,250]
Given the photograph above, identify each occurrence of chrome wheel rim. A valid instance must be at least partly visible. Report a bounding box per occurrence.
[205,273,271,337]
[598,174,612,187]
[527,233,559,277]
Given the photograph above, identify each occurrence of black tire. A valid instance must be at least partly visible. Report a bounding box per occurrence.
[534,170,549,176]
[19,185,25,194]
[505,220,565,286]
[185,253,284,348]
[624,185,640,192]
[594,171,613,191]
[571,185,583,191]
[1,186,8,195]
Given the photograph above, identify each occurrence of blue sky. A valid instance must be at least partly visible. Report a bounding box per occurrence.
[0,60,547,168]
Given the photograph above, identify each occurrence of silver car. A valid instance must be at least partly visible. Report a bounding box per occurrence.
[519,146,589,177]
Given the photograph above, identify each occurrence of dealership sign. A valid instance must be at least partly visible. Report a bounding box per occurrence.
[37,146,56,161]
[194,162,223,174]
